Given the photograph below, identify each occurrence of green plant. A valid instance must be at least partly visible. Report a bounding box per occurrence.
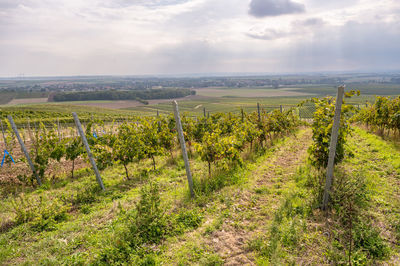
[95,182,204,265]
[11,194,69,231]
[354,96,400,136]
[139,119,164,170]
[173,208,203,234]
[329,170,390,263]
[113,123,142,179]
[353,222,390,260]
[65,137,85,178]
[195,128,242,178]
[306,92,357,169]
[29,123,63,184]
[158,115,176,159]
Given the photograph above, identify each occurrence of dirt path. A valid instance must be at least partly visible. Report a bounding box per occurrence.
[206,129,312,265]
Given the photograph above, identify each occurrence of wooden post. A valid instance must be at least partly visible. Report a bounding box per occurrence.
[72,112,105,190]
[241,108,244,122]
[7,115,42,186]
[257,103,261,121]
[23,124,27,143]
[57,118,61,141]
[280,105,283,113]
[1,120,8,151]
[172,101,194,198]
[203,107,206,117]
[322,86,345,210]
[27,118,32,142]
[157,109,161,130]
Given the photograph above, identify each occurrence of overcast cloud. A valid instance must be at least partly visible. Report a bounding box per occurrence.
[0,0,399,76]
[249,0,305,17]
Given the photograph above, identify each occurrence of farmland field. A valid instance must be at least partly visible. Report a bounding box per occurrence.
[1,123,399,264]
[0,77,400,265]
[2,0,400,263]
[195,87,313,97]
[6,98,48,105]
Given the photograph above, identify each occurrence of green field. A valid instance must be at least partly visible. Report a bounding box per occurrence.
[0,85,400,264]
[1,127,399,264]
[0,93,380,125]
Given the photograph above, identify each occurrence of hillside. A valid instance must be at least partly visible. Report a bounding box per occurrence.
[0,126,399,264]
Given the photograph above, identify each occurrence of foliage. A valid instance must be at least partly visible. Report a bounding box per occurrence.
[65,137,85,178]
[329,171,389,263]
[11,193,69,231]
[112,123,142,179]
[354,96,400,135]
[52,88,194,102]
[95,182,203,265]
[139,119,164,170]
[306,91,358,169]
[195,129,243,177]
[29,122,66,183]
[157,116,176,159]
[1,119,16,164]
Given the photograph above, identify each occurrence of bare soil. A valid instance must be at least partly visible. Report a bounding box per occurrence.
[73,95,204,109]
[5,98,49,105]
[207,130,312,265]
[195,88,313,98]
[0,140,89,189]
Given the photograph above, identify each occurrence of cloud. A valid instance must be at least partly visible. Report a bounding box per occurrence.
[249,0,305,17]
[1,0,400,76]
[246,28,287,40]
[0,0,34,9]
[104,0,190,8]
[297,18,325,26]
[246,17,325,41]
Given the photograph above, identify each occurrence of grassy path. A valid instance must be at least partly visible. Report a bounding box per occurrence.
[2,126,398,265]
[160,128,312,264]
[207,129,312,265]
[347,128,400,263]
[247,127,400,264]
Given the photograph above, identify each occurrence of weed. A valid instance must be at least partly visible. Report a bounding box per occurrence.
[11,193,69,231]
[95,182,203,265]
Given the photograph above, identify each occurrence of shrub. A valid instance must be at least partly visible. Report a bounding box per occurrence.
[12,194,69,231]
[173,208,203,234]
[353,222,390,260]
[306,91,358,169]
[95,182,204,265]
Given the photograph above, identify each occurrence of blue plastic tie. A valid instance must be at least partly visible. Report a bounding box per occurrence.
[1,150,15,167]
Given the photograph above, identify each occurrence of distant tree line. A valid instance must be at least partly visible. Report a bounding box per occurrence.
[51,88,195,102]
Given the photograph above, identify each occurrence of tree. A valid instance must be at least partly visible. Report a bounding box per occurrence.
[139,119,163,170]
[113,123,142,179]
[65,137,84,178]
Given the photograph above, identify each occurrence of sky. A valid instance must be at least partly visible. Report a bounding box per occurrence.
[0,0,400,77]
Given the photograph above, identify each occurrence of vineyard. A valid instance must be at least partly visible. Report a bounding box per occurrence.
[0,93,400,265]
[354,96,400,136]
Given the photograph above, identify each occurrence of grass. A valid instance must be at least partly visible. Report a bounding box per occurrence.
[0,126,308,264]
[248,127,400,264]
[1,126,399,264]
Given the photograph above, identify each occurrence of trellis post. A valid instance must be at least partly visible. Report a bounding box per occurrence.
[7,115,42,186]
[72,112,105,190]
[1,120,8,151]
[172,101,194,198]
[322,85,345,210]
